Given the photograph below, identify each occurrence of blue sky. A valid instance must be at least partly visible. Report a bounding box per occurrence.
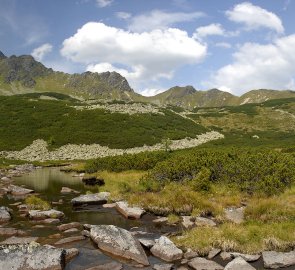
[0,0,295,96]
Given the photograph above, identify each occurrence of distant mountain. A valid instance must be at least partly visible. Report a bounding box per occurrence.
[0,52,136,100]
[1,51,295,108]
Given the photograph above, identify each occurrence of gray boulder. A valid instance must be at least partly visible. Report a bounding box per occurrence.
[262,250,295,269]
[151,236,183,262]
[188,257,224,270]
[90,225,149,266]
[71,192,110,206]
[29,209,64,220]
[0,242,66,270]
[115,201,145,219]
[0,206,12,223]
[224,257,255,270]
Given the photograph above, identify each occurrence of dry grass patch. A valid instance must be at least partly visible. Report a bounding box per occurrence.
[174,221,295,254]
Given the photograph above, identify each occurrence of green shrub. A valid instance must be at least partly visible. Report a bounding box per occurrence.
[145,148,295,196]
[25,195,51,210]
[85,151,170,173]
[191,167,212,192]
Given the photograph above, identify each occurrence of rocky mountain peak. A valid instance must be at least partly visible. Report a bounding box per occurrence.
[0,51,7,60]
[98,71,134,92]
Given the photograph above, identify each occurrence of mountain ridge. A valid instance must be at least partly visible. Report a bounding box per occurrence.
[1,51,295,108]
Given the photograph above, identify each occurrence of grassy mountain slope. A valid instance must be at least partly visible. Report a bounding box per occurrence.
[185,97,295,148]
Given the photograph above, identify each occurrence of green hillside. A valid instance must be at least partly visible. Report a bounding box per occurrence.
[0,93,207,151]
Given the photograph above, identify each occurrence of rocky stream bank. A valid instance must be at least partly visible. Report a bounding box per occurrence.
[0,165,294,270]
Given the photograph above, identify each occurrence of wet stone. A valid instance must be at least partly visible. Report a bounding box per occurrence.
[54,235,85,245]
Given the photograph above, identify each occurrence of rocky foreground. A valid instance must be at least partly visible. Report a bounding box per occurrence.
[0,131,224,161]
[0,165,294,269]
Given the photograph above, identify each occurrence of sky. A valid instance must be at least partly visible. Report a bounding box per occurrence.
[0,0,295,96]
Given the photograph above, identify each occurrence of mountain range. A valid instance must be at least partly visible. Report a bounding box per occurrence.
[1,50,295,108]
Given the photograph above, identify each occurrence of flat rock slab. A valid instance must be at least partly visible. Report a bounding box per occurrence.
[0,236,38,244]
[71,192,110,206]
[229,252,260,262]
[224,257,255,270]
[90,225,149,266]
[224,207,245,224]
[115,201,145,219]
[0,243,65,270]
[54,235,85,245]
[7,185,34,196]
[58,222,82,231]
[29,209,64,220]
[0,228,26,237]
[262,250,295,269]
[85,262,123,270]
[188,257,224,270]
[151,236,183,262]
[208,248,221,259]
[0,206,12,223]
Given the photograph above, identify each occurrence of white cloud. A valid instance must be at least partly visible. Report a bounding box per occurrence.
[215,42,232,49]
[31,43,53,61]
[116,12,131,20]
[61,22,207,89]
[207,34,295,95]
[96,0,113,8]
[193,23,225,40]
[226,2,284,34]
[128,10,204,32]
[141,88,166,97]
